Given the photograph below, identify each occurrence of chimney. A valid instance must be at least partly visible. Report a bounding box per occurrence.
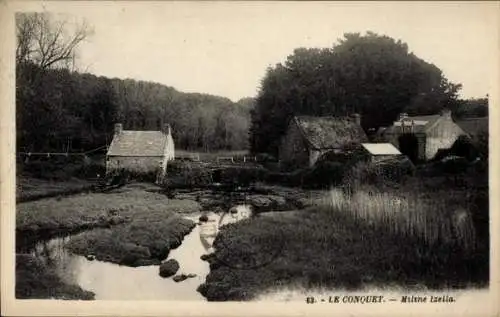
[440,108,452,119]
[351,113,361,126]
[162,123,171,136]
[398,113,409,121]
[114,123,123,135]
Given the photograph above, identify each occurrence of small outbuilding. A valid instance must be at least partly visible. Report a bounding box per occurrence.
[106,123,175,183]
[361,143,402,163]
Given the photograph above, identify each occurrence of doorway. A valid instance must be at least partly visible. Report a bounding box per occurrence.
[398,134,420,163]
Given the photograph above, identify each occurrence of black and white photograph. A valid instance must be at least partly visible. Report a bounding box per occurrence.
[1,1,498,316]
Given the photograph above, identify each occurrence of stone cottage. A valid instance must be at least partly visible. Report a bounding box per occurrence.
[379,109,466,162]
[279,114,368,169]
[360,143,402,163]
[106,123,175,183]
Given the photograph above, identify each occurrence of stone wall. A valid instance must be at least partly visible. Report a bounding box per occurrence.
[425,118,465,160]
[279,121,310,170]
[371,155,398,163]
[106,156,163,174]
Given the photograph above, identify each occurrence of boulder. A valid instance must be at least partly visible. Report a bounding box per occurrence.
[159,259,179,278]
[200,254,214,261]
[173,273,197,283]
[247,194,288,213]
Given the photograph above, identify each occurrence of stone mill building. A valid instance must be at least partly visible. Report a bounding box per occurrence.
[106,123,175,183]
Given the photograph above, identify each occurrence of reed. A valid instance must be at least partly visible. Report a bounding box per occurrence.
[329,186,477,252]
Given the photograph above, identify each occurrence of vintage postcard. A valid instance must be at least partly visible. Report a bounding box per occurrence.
[1,1,499,316]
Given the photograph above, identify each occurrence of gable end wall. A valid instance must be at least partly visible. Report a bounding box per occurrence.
[279,120,310,169]
[425,118,466,160]
[106,156,164,174]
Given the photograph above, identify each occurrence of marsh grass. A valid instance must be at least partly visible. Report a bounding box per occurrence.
[329,188,477,252]
[200,166,488,300]
[17,185,201,265]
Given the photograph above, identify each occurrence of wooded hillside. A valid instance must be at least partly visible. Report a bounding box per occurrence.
[16,63,253,153]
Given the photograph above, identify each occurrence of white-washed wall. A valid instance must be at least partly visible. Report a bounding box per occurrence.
[425,118,465,160]
[107,156,163,174]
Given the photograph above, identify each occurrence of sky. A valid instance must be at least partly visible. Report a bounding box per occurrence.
[17,1,499,102]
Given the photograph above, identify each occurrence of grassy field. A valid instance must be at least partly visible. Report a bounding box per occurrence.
[198,169,489,301]
[66,213,195,266]
[17,176,94,202]
[17,183,202,264]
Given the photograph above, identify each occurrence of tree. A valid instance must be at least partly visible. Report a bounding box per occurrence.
[15,14,251,153]
[250,32,462,156]
[16,13,93,151]
[16,12,92,70]
[454,98,488,119]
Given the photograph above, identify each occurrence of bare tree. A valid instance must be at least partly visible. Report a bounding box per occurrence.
[16,12,92,70]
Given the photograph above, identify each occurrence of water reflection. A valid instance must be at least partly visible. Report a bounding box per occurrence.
[27,235,81,286]
[76,222,210,300]
[23,205,253,300]
[199,205,253,253]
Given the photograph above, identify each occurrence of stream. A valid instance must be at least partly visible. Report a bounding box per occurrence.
[22,205,253,300]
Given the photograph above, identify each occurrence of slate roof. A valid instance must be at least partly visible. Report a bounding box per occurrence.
[107,130,168,156]
[361,143,401,155]
[456,117,488,137]
[294,116,368,150]
[383,114,442,134]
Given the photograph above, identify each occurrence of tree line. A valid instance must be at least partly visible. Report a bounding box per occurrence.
[17,64,253,152]
[250,32,487,157]
[16,14,487,157]
[16,13,252,153]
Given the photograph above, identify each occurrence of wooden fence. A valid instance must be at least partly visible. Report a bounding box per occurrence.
[216,156,257,164]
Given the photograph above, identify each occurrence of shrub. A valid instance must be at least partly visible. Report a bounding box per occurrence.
[475,131,488,159]
[264,169,303,187]
[19,155,106,181]
[165,161,213,188]
[76,163,106,179]
[428,156,471,175]
[450,136,479,161]
[256,153,277,163]
[219,166,268,186]
[261,161,282,172]
[316,148,369,167]
[345,156,415,190]
[264,162,347,189]
[301,161,346,189]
